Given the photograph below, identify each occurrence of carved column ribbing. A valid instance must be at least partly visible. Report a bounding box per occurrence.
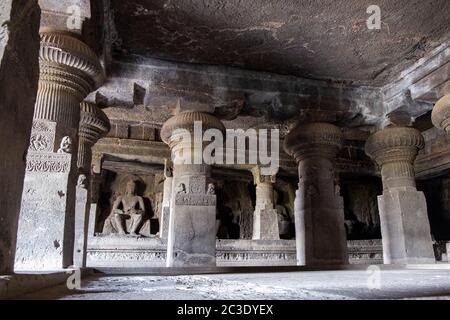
[74,102,109,267]
[15,31,104,271]
[284,122,347,265]
[77,102,110,173]
[251,166,279,240]
[366,127,435,264]
[161,111,224,267]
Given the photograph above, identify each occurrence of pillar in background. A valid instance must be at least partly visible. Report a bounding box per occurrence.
[284,122,348,265]
[15,31,104,271]
[159,159,173,239]
[73,102,110,267]
[251,166,279,240]
[366,126,435,264]
[161,111,224,267]
[0,0,40,274]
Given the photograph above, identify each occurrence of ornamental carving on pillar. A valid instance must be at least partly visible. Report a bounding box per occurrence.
[25,152,71,173]
[432,94,450,134]
[365,127,424,190]
[78,102,110,171]
[29,121,56,152]
[251,166,276,185]
[57,136,73,153]
[283,122,343,162]
[163,158,173,178]
[365,127,424,166]
[35,31,104,128]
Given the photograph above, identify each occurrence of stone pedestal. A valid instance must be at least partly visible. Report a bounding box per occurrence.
[14,31,104,271]
[0,0,40,274]
[366,126,435,264]
[284,122,348,265]
[252,167,279,240]
[161,111,224,267]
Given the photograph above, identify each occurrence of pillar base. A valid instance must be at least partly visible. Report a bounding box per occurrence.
[167,203,216,267]
[252,206,280,240]
[166,174,217,267]
[295,188,348,266]
[15,152,75,271]
[378,189,435,264]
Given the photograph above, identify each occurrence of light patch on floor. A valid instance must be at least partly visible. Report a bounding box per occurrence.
[15,269,450,300]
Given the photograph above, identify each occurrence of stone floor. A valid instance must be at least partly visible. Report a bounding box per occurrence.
[14,268,450,300]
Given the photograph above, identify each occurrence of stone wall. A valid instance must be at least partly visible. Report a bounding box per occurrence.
[0,0,40,273]
[341,176,382,240]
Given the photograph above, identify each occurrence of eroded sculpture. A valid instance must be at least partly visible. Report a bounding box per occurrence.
[104,180,145,236]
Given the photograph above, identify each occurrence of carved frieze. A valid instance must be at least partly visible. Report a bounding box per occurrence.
[175,193,216,206]
[25,151,71,173]
[29,120,56,152]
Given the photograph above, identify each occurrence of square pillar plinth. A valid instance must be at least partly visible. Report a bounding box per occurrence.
[166,174,216,267]
[253,206,279,240]
[295,186,348,266]
[378,189,435,264]
[15,152,75,271]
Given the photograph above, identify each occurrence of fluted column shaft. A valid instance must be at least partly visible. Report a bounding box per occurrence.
[366,126,435,264]
[15,31,104,271]
[161,111,224,267]
[284,122,348,266]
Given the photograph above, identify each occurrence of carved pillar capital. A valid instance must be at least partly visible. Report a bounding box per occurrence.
[31,31,105,152]
[161,111,225,148]
[161,111,225,165]
[283,122,343,162]
[365,127,424,190]
[432,94,450,134]
[251,165,276,185]
[78,102,110,172]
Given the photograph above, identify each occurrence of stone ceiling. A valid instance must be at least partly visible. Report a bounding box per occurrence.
[110,0,450,86]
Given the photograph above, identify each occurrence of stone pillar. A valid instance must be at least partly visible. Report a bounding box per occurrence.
[251,166,279,240]
[73,102,109,267]
[365,126,435,264]
[161,111,224,267]
[0,0,40,274]
[159,159,173,239]
[15,31,104,271]
[432,94,450,134]
[284,122,348,265]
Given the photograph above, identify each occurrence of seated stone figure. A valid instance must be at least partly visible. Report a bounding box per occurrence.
[106,180,145,236]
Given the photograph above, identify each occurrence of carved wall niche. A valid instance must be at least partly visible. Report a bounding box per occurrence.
[96,169,163,236]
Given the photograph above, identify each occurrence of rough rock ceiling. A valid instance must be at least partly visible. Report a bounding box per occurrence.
[110,0,450,86]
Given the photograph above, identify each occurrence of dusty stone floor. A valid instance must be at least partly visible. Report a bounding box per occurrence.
[14,268,450,300]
